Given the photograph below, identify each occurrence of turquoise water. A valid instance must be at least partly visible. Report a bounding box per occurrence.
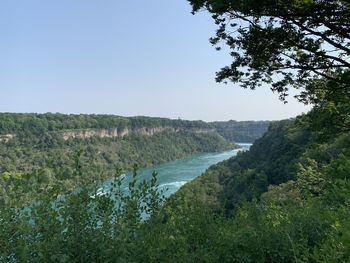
[101,143,251,197]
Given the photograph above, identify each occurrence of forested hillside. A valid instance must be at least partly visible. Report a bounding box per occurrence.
[133,0,350,258]
[136,105,350,261]
[0,113,210,132]
[0,113,267,143]
[2,103,349,262]
[0,113,237,205]
[211,120,270,142]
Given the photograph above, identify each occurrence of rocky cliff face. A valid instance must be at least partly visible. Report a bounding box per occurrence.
[61,127,216,140]
[0,127,217,142]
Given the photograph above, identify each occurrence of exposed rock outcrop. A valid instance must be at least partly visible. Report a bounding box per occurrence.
[61,127,216,140]
[0,127,217,142]
[0,134,16,142]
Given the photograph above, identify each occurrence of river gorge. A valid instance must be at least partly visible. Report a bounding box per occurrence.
[100,143,252,197]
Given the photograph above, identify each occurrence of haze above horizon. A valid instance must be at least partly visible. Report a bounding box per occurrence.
[0,0,310,122]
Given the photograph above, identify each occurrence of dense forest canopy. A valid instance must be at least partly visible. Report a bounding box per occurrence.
[0,113,210,135]
[0,113,269,143]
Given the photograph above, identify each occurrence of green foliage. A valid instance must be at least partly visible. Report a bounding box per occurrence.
[2,109,350,262]
[326,154,350,180]
[0,114,235,205]
[175,118,314,216]
[0,164,165,263]
[137,91,350,262]
[2,72,350,262]
[187,0,350,101]
[0,113,210,136]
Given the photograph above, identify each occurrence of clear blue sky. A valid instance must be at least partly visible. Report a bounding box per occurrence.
[0,0,310,121]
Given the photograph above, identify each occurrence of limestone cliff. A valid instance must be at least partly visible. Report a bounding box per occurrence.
[0,127,217,142]
[61,127,216,140]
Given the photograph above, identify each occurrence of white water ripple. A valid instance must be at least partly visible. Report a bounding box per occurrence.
[159,181,187,189]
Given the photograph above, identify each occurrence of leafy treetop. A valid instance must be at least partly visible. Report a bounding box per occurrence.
[188,0,350,101]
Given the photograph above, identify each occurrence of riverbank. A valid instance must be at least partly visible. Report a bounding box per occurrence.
[101,143,251,198]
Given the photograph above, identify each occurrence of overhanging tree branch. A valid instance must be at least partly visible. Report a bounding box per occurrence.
[188,0,350,103]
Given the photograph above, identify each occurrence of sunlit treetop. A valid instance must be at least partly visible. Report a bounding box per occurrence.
[188,0,350,102]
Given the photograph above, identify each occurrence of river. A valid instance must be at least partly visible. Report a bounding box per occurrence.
[101,143,251,198]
